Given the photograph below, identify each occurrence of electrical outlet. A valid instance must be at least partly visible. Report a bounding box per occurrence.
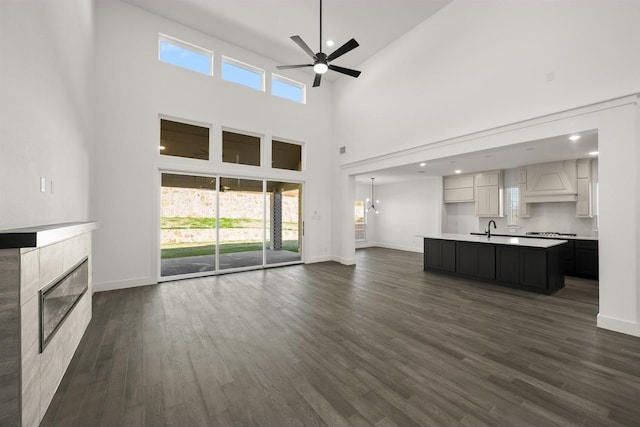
[40,177,46,193]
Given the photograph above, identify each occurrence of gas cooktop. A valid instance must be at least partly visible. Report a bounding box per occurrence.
[525,232,577,237]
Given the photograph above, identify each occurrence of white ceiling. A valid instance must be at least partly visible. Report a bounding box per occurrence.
[356,130,599,184]
[121,0,452,81]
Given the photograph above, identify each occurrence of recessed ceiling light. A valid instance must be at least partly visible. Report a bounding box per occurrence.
[419,162,426,167]
[569,135,581,141]
[589,151,599,156]
[326,40,335,47]
[455,169,462,174]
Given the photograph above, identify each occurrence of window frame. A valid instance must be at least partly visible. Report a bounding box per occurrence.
[271,73,306,104]
[506,186,520,227]
[158,33,213,76]
[158,115,212,162]
[271,138,304,172]
[221,56,265,92]
[221,127,263,167]
[355,200,367,241]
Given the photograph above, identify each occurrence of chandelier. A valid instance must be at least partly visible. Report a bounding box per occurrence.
[366,178,379,214]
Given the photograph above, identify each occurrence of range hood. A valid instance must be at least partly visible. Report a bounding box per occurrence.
[521,160,578,203]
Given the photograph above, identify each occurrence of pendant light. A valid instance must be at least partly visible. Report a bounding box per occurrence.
[366,178,380,214]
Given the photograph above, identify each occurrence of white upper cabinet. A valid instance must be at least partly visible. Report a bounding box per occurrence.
[522,160,577,203]
[474,170,503,217]
[517,168,530,217]
[576,158,593,217]
[443,174,474,203]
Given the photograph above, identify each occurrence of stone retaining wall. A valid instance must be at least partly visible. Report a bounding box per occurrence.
[162,188,299,222]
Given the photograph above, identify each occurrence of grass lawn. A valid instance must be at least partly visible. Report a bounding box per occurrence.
[162,217,298,230]
[161,241,300,259]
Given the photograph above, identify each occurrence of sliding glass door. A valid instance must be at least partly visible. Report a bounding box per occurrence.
[266,181,302,265]
[160,173,216,278]
[160,173,302,279]
[218,177,264,271]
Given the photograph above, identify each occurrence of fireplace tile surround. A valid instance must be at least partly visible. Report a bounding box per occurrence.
[0,222,96,427]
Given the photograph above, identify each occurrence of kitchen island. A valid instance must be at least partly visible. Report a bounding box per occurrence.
[420,233,567,294]
[470,232,599,279]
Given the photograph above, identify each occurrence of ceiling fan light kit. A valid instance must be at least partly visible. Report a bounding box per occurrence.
[276,0,361,87]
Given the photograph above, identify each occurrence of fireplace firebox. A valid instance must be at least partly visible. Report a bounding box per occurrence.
[39,257,89,352]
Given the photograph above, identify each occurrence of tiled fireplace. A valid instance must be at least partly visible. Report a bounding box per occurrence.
[40,257,89,352]
[0,222,96,427]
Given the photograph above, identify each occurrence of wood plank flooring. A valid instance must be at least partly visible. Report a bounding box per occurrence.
[41,248,640,426]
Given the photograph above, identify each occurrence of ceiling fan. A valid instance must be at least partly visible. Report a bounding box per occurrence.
[276,0,361,87]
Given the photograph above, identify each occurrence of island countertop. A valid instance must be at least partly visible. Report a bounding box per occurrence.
[469,232,597,241]
[417,233,567,248]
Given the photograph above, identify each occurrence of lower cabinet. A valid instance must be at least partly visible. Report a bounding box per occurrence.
[424,239,456,272]
[519,248,549,290]
[442,241,456,272]
[497,245,563,291]
[560,240,575,276]
[575,240,599,278]
[456,242,495,280]
[496,246,520,283]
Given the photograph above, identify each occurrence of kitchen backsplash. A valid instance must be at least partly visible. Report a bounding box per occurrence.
[443,202,598,237]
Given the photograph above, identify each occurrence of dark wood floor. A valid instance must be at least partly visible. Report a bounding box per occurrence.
[42,248,640,427]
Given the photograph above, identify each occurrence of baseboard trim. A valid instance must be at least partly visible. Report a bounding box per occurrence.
[597,313,640,337]
[305,255,333,263]
[93,276,157,293]
[375,243,423,253]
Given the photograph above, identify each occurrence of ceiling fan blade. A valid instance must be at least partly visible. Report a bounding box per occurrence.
[313,73,322,87]
[276,64,313,69]
[290,36,317,59]
[326,38,359,62]
[328,64,361,78]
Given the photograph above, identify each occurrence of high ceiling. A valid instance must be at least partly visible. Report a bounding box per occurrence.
[122,0,452,80]
[121,0,598,186]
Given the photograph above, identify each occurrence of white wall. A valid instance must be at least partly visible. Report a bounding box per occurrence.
[0,0,94,229]
[370,177,441,253]
[93,1,334,291]
[334,0,640,164]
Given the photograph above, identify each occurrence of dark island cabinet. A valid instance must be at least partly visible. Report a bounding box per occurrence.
[560,240,575,276]
[496,245,563,290]
[519,248,551,289]
[456,242,495,280]
[470,232,598,279]
[424,237,565,294]
[575,240,599,278]
[424,239,456,272]
[496,246,520,284]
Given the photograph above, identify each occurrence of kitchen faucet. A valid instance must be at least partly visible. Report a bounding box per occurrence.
[485,220,497,238]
